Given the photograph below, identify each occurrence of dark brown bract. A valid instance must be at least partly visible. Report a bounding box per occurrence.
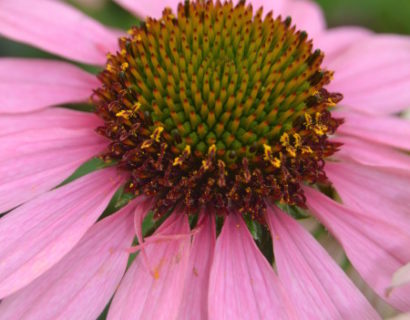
[94,0,343,220]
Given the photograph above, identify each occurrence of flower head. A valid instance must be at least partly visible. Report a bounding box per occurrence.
[0,0,409,319]
[94,0,343,217]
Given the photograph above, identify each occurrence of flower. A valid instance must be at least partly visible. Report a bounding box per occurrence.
[0,0,409,319]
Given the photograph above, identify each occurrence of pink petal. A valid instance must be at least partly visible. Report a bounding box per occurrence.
[0,59,99,113]
[0,0,119,65]
[132,195,154,245]
[0,168,124,298]
[335,110,410,150]
[333,136,410,172]
[305,187,410,311]
[328,36,410,115]
[208,212,295,320]
[279,0,326,38]
[178,211,216,320]
[250,0,287,14]
[108,212,191,320]
[329,36,410,83]
[391,264,410,289]
[326,162,410,227]
[389,314,410,320]
[0,127,107,213]
[253,0,324,37]
[114,0,179,19]
[0,127,104,162]
[0,202,136,320]
[0,108,102,136]
[266,205,380,319]
[314,27,372,64]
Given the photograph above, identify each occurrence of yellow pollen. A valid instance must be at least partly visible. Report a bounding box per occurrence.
[141,140,153,149]
[286,146,297,158]
[327,97,336,107]
[271,157,281,168]
[313,124,328,136]
[173,145,191,166]
[208,144,217,156]
[150,126,164,142]
[121,62,129,71]
[280,133,290,147]
[302,146,313,154]
[293,133,302,148]
[106,64,114,72]
[263,144,281,168]
[133,102,141,112]
[263,144,273,160]
[173,157,183,166]
[116,110,131,119]
[304,113,313,127]
[202,160,211,170]
[184,145,191,155]
[304,112,329,136]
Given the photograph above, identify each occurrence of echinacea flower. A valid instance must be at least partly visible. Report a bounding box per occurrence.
[0,0,409,319]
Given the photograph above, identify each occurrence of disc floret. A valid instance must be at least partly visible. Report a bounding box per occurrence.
[94,0,343,219]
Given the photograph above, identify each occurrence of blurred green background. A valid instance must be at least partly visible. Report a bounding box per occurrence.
[316,0,410,34]
[1,0,409,58]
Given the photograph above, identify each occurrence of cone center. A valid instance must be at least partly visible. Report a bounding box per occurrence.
[94,0,343,219]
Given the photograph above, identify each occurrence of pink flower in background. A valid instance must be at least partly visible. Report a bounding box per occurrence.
[0,0,409,319]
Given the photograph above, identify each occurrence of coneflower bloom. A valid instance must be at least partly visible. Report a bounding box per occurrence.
[0,0,409,319]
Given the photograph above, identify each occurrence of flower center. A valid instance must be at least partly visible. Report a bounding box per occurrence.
[94,0,343,219]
